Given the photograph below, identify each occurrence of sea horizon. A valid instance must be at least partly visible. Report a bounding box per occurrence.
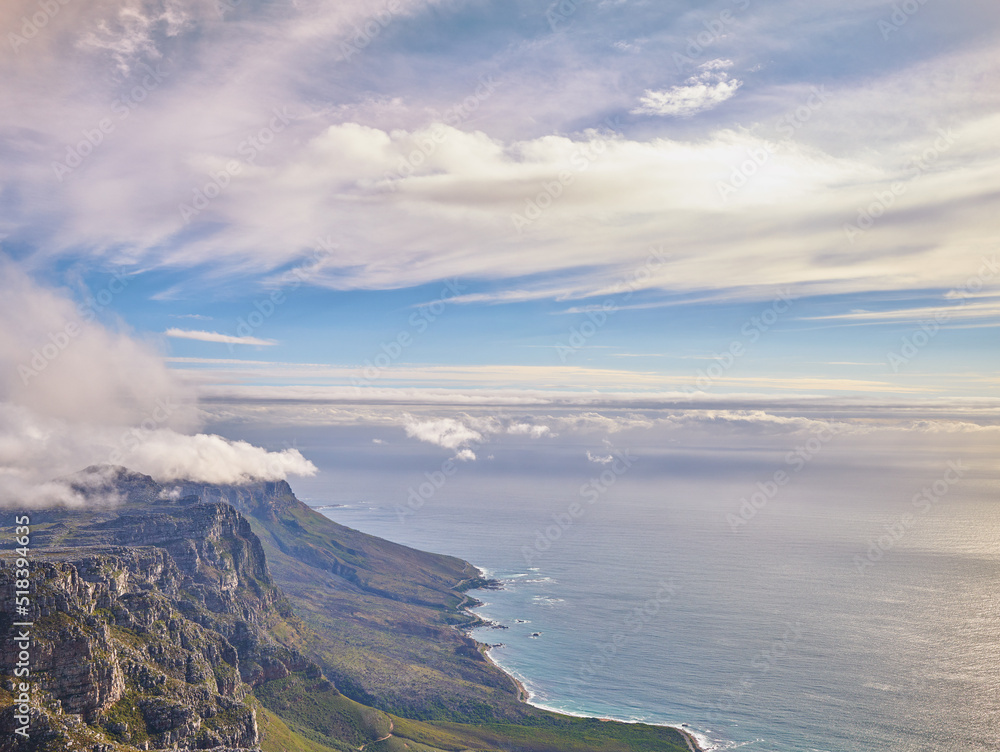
[303,434,1000,752]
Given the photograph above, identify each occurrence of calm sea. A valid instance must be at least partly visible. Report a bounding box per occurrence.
[292,440,999,752]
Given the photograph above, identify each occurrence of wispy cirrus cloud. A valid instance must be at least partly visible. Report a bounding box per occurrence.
[631,59,743,117]
[164,329,277,346]
[2,0,999,310]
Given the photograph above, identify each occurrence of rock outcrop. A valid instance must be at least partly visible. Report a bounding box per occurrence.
[0,476,315,752]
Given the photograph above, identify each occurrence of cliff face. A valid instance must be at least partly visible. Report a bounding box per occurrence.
[172,481,298,524]
[0,474,312,752]
[0,467,693,752]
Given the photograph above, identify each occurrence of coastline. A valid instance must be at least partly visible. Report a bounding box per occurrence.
[480,642,531,703]
[461,570,709,752]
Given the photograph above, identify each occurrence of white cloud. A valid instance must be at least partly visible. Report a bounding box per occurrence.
[403,415,484,450]
[120,429,316,484]
[803,296,1000,325]
[0,263,195,428]
[2,0,1000,322]
[632,59,743,117]
[165,328,278,346]
[3,11,1000,308]
[507,422,552,438]
[400,412,553,459]
[75,0,191,74]
[0,265,315,506]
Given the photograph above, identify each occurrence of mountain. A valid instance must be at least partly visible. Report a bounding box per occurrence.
[0,466,695,752]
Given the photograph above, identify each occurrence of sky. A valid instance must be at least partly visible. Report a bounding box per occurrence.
[1,0,998,500]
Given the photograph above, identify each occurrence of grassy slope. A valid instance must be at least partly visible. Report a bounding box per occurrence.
[229,485,691,751]
[239,490,529,723]
[254,670,392,751]
[5,471,691,752]
[392,716,696,752]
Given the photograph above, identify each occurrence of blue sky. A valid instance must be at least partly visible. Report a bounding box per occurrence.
[1,0,999,496]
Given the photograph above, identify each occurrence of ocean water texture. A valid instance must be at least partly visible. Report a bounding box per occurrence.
[286,433,999,752]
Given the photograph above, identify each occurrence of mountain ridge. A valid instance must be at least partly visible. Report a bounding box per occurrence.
[1,466,695,752]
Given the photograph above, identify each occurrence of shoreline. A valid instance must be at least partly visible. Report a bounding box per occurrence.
[460,572,709,752]
[480,642,531,703]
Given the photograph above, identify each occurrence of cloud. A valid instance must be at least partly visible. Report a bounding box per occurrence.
[400,412,552,459]
[116,429,316,484]
[586,451,614,464]
[74,0,192,75]
[632,60,743,117]
[171,356,950,398]
[0,262,194,428]
[403,415,484,451]
[803,295,1000,325]
[0,263,315,506]
[507,422,552,438]
[3,3,1000,310]
[0,402,317,507]
[165,328,278,346]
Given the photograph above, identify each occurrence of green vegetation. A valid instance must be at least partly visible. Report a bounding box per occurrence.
[255,701,346,752]
[102,691,151,746]
[254,670,391,750]
[0,469,695,752]
[223,481,692,750]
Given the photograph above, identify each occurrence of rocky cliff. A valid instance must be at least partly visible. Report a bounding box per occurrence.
[0,467,693,752]
[0,470,313,752]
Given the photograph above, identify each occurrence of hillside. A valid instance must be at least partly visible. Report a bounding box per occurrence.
[0,466,694,752]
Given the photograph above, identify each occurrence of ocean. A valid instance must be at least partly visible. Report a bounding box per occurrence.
[278,431,999,752]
